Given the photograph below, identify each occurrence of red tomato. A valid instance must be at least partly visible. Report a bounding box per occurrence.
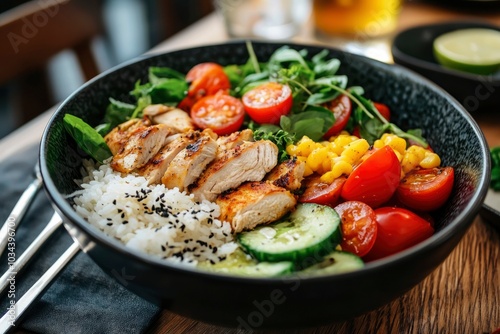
[334,201,377,257]
[323,94,352,139]
[299,175,346,207]
[341,146,401,208]
[186,62,230,100]
[363,206,434,261]
[191,92,245,135]
[242,82,293,125]
[373,102,390,121]
[396,167,454,212]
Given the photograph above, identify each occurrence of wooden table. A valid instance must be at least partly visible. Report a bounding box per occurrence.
[2,1,499,333]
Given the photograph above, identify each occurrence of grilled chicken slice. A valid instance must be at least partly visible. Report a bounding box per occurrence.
[143,104,194,133]
[216,129,254,153]
[265,157,306,191]
[111,124,171,173]
[216,181,297,233]
[135,131,202,184]
[161,134,218,191]
[190,140,279,202]
[104,118,150,155]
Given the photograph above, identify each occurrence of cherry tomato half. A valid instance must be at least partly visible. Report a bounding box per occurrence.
[323,94,352,139]
[242,82,293,125]
[363,206,434,261]
[334,201,377,257]
[186,62,230,100]
[341,146,401,208]
[396,167,454,212]
[299,175,346,207]
[191,92,245,136]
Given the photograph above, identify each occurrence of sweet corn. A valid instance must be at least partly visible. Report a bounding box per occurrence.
[420,151,441,169]
[401,145,427,174]
[373,133,406,156]
[340,139,370,164]
[288,132,443,184]
[307,147,330,172]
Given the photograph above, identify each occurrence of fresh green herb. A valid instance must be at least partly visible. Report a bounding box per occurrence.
[250,123,294,163]
[63,114,112,163]
[491,147,500,191]
[228,44,428,149]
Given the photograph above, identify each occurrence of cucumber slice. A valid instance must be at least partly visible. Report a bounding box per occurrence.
[197,249,293,277]
[238,203,341,265]
[299,251,364,276]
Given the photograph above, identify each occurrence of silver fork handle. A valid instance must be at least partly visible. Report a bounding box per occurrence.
[0,242,80,332]
[0,177,43,258]
[0,213,62,294]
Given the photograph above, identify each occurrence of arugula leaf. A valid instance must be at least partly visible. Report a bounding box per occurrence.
[63,114,112,163]
[268,46,310,74]
[148,66,185,83]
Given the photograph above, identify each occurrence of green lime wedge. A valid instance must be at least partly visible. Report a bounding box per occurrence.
[433,28,500,75]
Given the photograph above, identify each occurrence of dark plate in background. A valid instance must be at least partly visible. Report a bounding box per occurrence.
[391,21,500,114]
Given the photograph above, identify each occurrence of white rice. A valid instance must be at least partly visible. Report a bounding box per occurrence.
[70,160,238,266]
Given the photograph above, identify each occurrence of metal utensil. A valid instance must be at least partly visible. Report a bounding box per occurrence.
[0,213,63,295]
[0,242,80,332]
[0,163,43,258]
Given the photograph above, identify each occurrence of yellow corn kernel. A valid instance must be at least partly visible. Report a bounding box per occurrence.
[373,139,385,149]
[332,134,355,151]
[420,151,441,169]
[320,152,336,174]
[296,136,320,156]
[340,139,369,165]
[320,171,337,183]
[327,130,349,142]
[401,145,426,174]
[286,144,298,156]
[330,160,352,179]
[385,136,407,155]
[306,147,329,172]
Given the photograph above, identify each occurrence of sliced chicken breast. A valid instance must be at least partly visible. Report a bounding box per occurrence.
[104,118,150,155]
[161,134,218,191]
[265,157,306,191]
[216,129,254,153]
[111,124,171,173]
[143,104,194,133]
[190,140,279,202]
[135,131,201,184]
[216,181,297,233]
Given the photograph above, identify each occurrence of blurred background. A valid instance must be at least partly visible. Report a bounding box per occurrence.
[1,0,498,140]
[0,0,214,139]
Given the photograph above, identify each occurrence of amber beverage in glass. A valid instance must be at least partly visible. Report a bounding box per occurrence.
[312,0,401,38]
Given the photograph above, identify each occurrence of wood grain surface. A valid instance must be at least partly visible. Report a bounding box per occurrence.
[146,217,499,334]
[146,1,500,333]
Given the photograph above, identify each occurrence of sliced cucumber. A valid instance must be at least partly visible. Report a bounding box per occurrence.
[238,203,341,266]
[197,249,293,277]
[299,251,364,276]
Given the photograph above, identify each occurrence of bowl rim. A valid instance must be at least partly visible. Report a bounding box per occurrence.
[391,20,500,81]
[40,40,491,283]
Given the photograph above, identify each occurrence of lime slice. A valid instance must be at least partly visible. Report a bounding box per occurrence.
[433,28,500,75]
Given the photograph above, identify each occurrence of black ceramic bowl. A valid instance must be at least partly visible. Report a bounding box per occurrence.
[391,21,500,114]
[40,41,490,329]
